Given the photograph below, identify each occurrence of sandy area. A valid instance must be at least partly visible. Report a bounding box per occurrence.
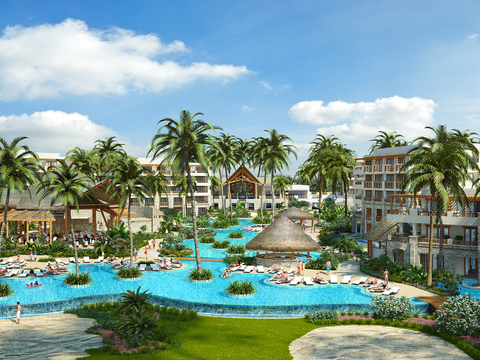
[0,313,103,359]
[290,325,471,359]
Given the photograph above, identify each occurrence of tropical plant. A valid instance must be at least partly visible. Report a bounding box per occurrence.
[402,125,479,285]
[145,172,168,210]
[63,272,92,286]
[36,160,95,275]
[94,136,126,179]
[225,280,256,295]
[209,176,221,206]
[211,240,231,249]
[188,268,214,281]
[119,304,157,338]
[106,219,130,241]
[434,294,480,336]
[0,282,14,297]
[273,175,293,204]
[318,234,341,254]
[199,236,215,243]
[116,266,143,279]
[0,136,39,244]
[94,242,113,256]
[118,286,153,315]
[149,110,221,271]
[66,146,99,179]
[106,155,153,267]
[227,231,244,239]
[371,296,413,321]
[226,244,246,255]
[337,234,358,254]
[251,209,271,224]
[401,264,425,283]
[368,131,408,154]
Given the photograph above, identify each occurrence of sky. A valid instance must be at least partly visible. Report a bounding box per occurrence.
[0,1,479,174]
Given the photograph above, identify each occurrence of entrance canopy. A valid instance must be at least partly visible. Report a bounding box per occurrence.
[225,165,262,199]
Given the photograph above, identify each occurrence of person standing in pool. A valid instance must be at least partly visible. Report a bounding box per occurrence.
[16,302,22,324]
[326,260,331,275]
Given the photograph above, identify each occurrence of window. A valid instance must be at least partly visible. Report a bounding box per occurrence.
[144,166,152,171]
[386,175,394,181]
[265,203,272,209]
[365,175,372,181]
[386,158,394,164]
[396,175,404,181]
[375,159,383,165]
[160,197,168,204]
[174,197,182,203]
[397,157,405,164]
[465,228,477,242]
[248,203,255,210]
[375,191,382,198]
[375,175,382,181]
[145,198,154,206]
[130,198,139,205]
[365,160,372,166]
[365,191,372,197]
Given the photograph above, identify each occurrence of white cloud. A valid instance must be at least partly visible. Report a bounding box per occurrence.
[288,96,437,140]
[241,105,252,112]
[468,34,478,40]
[0,19,251,100]
[0,111,115,152]
[259,80,272,90]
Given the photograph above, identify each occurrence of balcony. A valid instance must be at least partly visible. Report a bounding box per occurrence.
[173,201,183,206]
[396,182,403,189]
[376,216,382,221]
[364,166,372,172]
[385,181,394,189]
[396,164,404,171]
[452,212,477,218]
[374,182,382,188]
[390,209,410,215]
[355,166,363,171]
[355,181,362,185]
[366,215,372,221]
[364,197,372,201]
[391,235,409,242]
[384,164,394,172]
[387,208,478,227]
[374,165,383,172]
[364,181,372,188]
[355,195,362,200]
[374,197,383,203]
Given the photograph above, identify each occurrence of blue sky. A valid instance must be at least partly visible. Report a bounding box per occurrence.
[0,1,479,174]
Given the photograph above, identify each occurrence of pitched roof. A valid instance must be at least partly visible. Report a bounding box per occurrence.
[274,206,315,221]
[225,165,261,185]
[364,217,399,242]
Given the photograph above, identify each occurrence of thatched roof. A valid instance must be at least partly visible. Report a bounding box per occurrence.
[364,217,399,242]
[245,214,320,252]
[274,206,315,221]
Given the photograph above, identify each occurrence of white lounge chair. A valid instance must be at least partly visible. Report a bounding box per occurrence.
[369,284,390,293]
[94,256,104,263]
[352,277,368,285]
[289,277,302,286]
[4,269,19,277]
[150,264,159,271]
[366,280,383,289]
[68,257,75,263]
[139,264,147,271]
[244,266,254,273]
[268,267,283,274]
[228,265,241,272]
[131,263,139,269]
[341,276,351,284]
[83,256,90,263]
[256,266,264,273]
[330,275,338,284]
[33,269,44,277]
[303,277,314,286]
[382,287,400,296]
[0,258,13,265]
[19,269,31,277]
[238,264,247,272]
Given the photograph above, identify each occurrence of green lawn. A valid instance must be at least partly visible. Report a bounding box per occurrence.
[80,316,317,360]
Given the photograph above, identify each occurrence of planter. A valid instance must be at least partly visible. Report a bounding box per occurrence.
[117,277,142,281]
[227,293,255,297]
[447,238,453,246]
[65,283,92,288]
[189,279,214,282]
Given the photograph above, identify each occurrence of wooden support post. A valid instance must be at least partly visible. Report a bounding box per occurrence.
[291,251,294,260]
[38,221,41,236]
[390,197,393,213]
[49,221,53,245]
[15,221,17,235]
[93,209,97,237]
[6,220,8,238]
[256,250,259,256]
[266,251,268,259]
[307,251,310,258]
[65,206,68,239]
[26,221,29,243]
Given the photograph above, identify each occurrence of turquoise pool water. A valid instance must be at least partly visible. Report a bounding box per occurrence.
[460,280,480,299]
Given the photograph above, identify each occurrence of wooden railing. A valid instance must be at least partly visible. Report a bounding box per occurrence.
[396,182,403,189]
[390,209,410,215]
[453,240,478,246]
[355,166,363,171]
[374,197,383,203]
[376,216,382,221]
[364,181,372,188]
[384,164,394,171]
[173,201,182,206]
[385,181,394,189]
[366,215,372,220]
[374,165,383,172]
[374,182,382,188]
[452,212,477,218]
[396,165,404,171]
[364,197,372,201]
[364,166,372,172]
[355,181,362,185]
[355,195,362,200]
[391,236,409,242]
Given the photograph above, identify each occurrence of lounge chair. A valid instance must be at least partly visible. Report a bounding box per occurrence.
[0,258,13,265]
[289,277,302,286]
[341,276,351,284]
[33,269,44,277]
[94,256,104,263]
[83,256,90,263]
[244,266,254,273]
[276,277,292,284]
[4,269,19,277]
[68,257,75,263]
[132,263,139,269]
[382,287,400,296]
[369,285,390,293]
[352,277,368,285]
[268,267,283,274]
[287,269,295,275]
[238,264,247,272]
[366,280,383,289]
[139,264,147,271]
[56,259,67,265]
[330,275,338,284]
[314,278,328,285]
[150,264,159,271]
[228,265,241,272]
[256,266,264,273]
[18,269,31,277]
[303,277,314,286]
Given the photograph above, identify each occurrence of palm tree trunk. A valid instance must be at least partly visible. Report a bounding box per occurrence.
[225,168,233,221]
[0,187,10,250]
[186,156,201,271]
[67,204,80,276]
[318,176,323,222]
[128,191,133,267]
[219,171,224,213]
[343,177,348,216]
[439,218,444,256]
[427,194,434,286]
[271,170,275,222]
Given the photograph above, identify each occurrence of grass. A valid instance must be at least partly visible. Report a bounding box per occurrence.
[79,316,317,360]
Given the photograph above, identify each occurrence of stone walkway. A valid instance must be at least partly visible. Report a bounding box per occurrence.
[290,325,471,359]
[0,313,103,359]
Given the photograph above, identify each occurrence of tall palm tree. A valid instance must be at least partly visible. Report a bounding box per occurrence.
[94,136,125,179]
[251,137,268,222]
[273,175,293,205]
[175,174,197,215]
[209,176,221,207]
[215,133,238,221]
[236,138,252,167]
[206,141,226,211]
[146,172,168,210]
[402,125,478,285]
[369,131,408,154]
[36,160,95,275]
[260,130,297,221]
[0,137,39,243]
[66,147,98,179]
[106,156,153,267]
[148,110,221,271]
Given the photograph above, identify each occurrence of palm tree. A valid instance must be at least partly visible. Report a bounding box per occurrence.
[0,137,39,243]
[273,175,293,205]
[209,176,221,207]
[146,172,168,210]
[402,125,478,285]
[175,174,197,216]
[236,138,252,167]
[369,131,408,154]
[106,156,153,267]
[206,141,226,211]
[36,160,95,275]
[94,136,126,179]
[260,129,297,222]
[215,133,238,221]
[148,110,221,271]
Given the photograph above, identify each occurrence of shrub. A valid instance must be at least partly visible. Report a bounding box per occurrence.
[226,244,246,255]
[225,280,256,295]
[227,231,244,239]
[137,260,155,265]
[116,267,142,279]
[211,240,230,249]
[320,215,352,232]
[178,227,194,239]
[223,255,254,265]
[305,311,337,324]
[196,219,211,228]
[434,294,480,336]
[63,272,92,286]
[0,282,14,297]
[188,268,214,281]
[371,295,413,321]
[199,236,215,243]
[38,257,57,262]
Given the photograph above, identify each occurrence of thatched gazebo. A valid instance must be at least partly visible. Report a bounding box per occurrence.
[246,214,320,265]
[274,206,315,228]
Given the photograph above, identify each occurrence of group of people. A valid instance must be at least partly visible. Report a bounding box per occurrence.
[270,270,292,282]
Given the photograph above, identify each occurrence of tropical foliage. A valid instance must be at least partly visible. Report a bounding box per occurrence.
[0,282,14,297]
[434,294,480,336]
[63,272,93,286]
[368,131,408,154]
[116,267,143,279]
[225,280,256,295]
[227,231,244,239]
[371,296,413,321]
[188,268,214,281]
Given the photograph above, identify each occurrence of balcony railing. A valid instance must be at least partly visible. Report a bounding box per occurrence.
[396,182,403,189]
[173,201,182,206]
[453,240,478,246]
[364,197,372,201]
[452,212,477,218]
[390,209,410,215]
[384,164,394,171]
[355,195,362,200]
[355,181,362,185]
[376,216,382,221]
[355,166,362,171]
[374,182,382,188]
[374,165,383,172]
[391,235,409,242]
[366,215,372,220]
[364,181,372,188]
[385,181,394,189]
[374,197,383,203]
[396,164,404,171]
[364,166,372,172]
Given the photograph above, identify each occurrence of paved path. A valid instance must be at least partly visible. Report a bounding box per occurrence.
[290,325,471,359]
[0,313,103,360]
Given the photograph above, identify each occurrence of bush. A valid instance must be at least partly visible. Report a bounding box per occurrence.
[188,268,214,281]
[199,236,215,244]
[223,255,254,265]
[371,296,413,321]
[178,227,195,239]
[305,311,337,324]
[0,282,14,297]
[211,240,230,249]
[63,272,92,286]
[251,209,271,224]
[226,244,246,255]
[225,280,256,295]
[434,294,480,336]
[320,215,352,232]
[227,231,244,239]
[38,257,57,262]
[116,267,142,279]
[196,219,211,228]
[432,269,461,292]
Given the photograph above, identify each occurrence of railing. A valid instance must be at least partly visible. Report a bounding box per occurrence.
[418,210,431,216]
[453,240,478,246]
[374,197,383,203]
[390,209,410,215]
[355,166,363,171]
[196,200,209,204]
[396,165,404,171]
[376,216,382,221]
[385,181,394,189]
[364,197,372,201]
[396,182,403,189]
[355,195,362,200]
[366,215,372,220]
[364,181,372,188]
[364,166,372,172]
[384,164,394,171]
[452,212,477,218]
[391,236,409,242]
[374,182,382,188]
[173,201,182,206]
[374,165,383,172]
[355,181,362,185]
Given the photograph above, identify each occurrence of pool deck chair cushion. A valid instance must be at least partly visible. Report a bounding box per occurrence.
[150,264,159,271]
[5,269,19,277]
[244,266,254,273]
[289,277,302,286]
[139,264,147,271]
[238,264,247,272]
[34,269,44,277]
[352,277,368,285]
[341,276,351,284]
[382,287,400,296]
[18,270,31,277]
[68,258,75,263]
[94,257,104,263]
[330,275,338,284]
[256,266,264,273]
[83,257,90,263]
[303,277,314,286]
